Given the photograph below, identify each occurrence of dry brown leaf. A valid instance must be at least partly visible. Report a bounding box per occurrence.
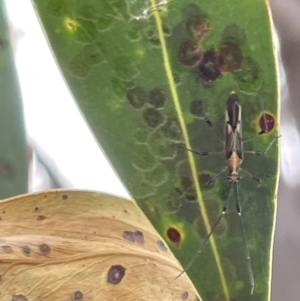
[0,190,200,301]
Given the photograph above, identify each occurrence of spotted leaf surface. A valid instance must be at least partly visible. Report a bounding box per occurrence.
[0,190,199,300]
[32,1,279,300]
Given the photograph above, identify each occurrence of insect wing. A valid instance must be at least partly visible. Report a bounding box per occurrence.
[225,93,243,160]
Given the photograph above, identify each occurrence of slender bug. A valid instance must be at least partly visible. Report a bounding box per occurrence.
[177,92,279,295]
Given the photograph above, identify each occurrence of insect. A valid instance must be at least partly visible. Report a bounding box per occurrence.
[177,92,278,294]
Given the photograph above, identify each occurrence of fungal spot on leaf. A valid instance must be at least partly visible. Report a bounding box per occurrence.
[122,230,144,244]
[39,243,51,255]
[167,227,181,243]
[181,177,192,190]
[187,16,210,40]
[37,215,46,221]
[219,42,242,72]
[34,207,39,212]
[160,117,182,141]
[143,108,164,128]
[11,294,28,301]
[198,174,215,189]
[21,246,31,256]
[134,230,145,244]
[113,56,140,82]
[259,113,275,134]
[2,245,13,253]
[62,194,68,200]
[181,291,189,300]
[64,17,79,33]
[157,240,168,252]
[222,24,246,45]
[132,144,157,171]
[148,131,177,159]
[122,230,135,243]
[234,56,260,85]
[126,86,147,109]
[133,128,149,144]
[69,44,103,78]
[0,160,14,178]
[198,50,221,81]
[73,291,84,300]
[178,41,202,66]
[149,88,167,108]
[107,265,126,284]
[147,164,169,186]
[190,99,205,117]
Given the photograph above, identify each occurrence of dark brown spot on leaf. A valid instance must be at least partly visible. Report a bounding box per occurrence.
[157,240,168,252]
[198,50,221,81]
[149,88,166,108]
[39,243,51,255]
[122,230,144,244]
[21,246,31,256]
[181,177,192,190]
[2,245,13,253]
[107,265,126,284]
[122,230,135,243]
[143,108,164,128]
[181,291,189,299]
[190,99,205,117]
[126,86,147,109]
[134,230,144,244]
[259,113,275,134]
[198,174,215,188]
[178,41,202,66]
[34,207,39,212]
[219,42,242,72]
[73,290,84,300]
[62,194,68,200]
[167,227,181,243]
[187,16,210,40]
[37,215,46,221]
[11,295,28,301]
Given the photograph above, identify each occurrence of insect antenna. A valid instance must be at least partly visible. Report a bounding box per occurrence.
[235,181,255,295]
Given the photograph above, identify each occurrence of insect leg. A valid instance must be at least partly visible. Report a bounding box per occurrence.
[178,145,224,156]
[239,169,261,183]
[175,182,232,279]
[205,167,227,185]
[244,135,281,156]
[235,182,255,295]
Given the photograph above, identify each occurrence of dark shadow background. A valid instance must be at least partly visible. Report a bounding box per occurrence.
[270,0,300,300]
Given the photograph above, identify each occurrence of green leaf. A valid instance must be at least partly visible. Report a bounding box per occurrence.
[32,0,279,300]
[0,1,28,199]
